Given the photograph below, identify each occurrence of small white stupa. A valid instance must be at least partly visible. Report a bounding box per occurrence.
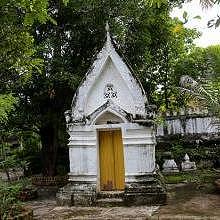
[162,159,179,173]
[181,154,197,172]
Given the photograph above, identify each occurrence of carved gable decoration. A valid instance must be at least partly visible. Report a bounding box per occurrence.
[70,28,148,124]
[104,83,117,99]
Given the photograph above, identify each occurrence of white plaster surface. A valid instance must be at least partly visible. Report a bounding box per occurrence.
[181,153,196,171]
[156,116,219,136]
[86,58,135,115]
[95,110,125,125]
[67,31,155,185]
[68,123,156,179]
[162,159,179,173]
[69,147,97,175]
[71,32,147,120]
[124,145,155,174]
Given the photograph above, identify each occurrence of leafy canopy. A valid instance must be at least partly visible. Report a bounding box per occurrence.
[180,45,220,114]
[0,94,17,124]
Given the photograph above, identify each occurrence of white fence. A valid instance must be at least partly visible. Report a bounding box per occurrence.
[156,108,219,136]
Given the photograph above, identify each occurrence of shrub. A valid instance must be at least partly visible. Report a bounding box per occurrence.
[0,180,22,219]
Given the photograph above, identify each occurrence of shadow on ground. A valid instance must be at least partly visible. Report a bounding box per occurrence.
[159,183,220,217]
[26,183,220,219]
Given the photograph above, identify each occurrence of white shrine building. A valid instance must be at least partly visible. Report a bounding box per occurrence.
[57,25,166,206]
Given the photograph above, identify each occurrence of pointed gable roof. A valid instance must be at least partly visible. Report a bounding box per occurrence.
[71,25,148,122]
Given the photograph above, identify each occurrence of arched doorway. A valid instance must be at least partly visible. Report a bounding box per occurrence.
[94,111,125,125]
[95,111,125,191]
[99,129,125,191]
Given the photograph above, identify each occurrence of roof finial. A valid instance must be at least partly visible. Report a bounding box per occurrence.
[105,21,110,33]
[105,21,112,51]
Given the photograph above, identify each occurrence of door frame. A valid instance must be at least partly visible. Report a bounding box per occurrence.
[96,126,125,192]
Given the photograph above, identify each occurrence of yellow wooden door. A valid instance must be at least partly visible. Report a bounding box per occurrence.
[99,130,125,191]
[99,130,115,190]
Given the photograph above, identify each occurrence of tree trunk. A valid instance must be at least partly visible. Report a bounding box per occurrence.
[164,84,169,110]
[4,168,10,181]
[164,44,169,111]
[40,122,59,176]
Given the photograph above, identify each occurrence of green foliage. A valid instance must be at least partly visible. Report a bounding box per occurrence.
[0,180,22,219]
[0,0,49,86]
[0,129,31,181]
[0,94,17,124]
[150,0,220,28]
[156,140,220,170]
[189,145,220,163]
[175,46,220,83]
[145,0,169,7]
[1,0,201,176]
[193,15,202,20]
[171,143,185,163]
[176,45,220,113]
[148,17,200,111]
[18,177,32,189]
[0,131,34,219]
[17,0,191,176]
[0,0,50,175]
[164,174,186,184]
[156,142,184,168]
[0,153,17,174]
[182,11,188,23]
[180,75,220,118]
[16,131,42,175]
[56,164,68,176]
[164,169,219,184]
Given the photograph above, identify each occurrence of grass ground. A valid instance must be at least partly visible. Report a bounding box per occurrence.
[163,169,220,184]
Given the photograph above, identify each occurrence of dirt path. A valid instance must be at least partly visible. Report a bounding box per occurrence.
[27,202,160,219]
[26,183,220,219]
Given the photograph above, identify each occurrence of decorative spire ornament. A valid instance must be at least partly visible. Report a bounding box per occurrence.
[105,21,110,32]
[105,21,112,52]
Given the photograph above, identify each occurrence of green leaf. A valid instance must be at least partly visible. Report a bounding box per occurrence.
[215,17,220,28]
[48,16,57,25]
[182,11,189,24]
[0,94,18,124]
[193,15,202,20]
[145,0,168,8]
[183,11,188,20]
[208,19,215,28]
[63,0,70,6]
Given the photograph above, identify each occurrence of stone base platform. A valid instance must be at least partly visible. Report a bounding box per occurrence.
[56,183,97,206]
[124,175,167,206]
[96,191,124,207]
[56,175,166,207]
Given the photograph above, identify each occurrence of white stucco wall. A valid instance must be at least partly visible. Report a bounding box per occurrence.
[71,32,147,120]
[156,116,219,136]
[68,123,156,183]
[67,31,156,187]
[86,58,135,115]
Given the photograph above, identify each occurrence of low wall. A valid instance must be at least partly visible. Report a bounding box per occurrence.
[155,108,220,168]
[156,108,219,138]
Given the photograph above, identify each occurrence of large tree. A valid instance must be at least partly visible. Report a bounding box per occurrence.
[175,45,220,80]
[176,45,220,109]
[0,0,49,88]
[0,0,50,125]
[0,0,51,177]
[3,0,198,176]
[0,0,50,131]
